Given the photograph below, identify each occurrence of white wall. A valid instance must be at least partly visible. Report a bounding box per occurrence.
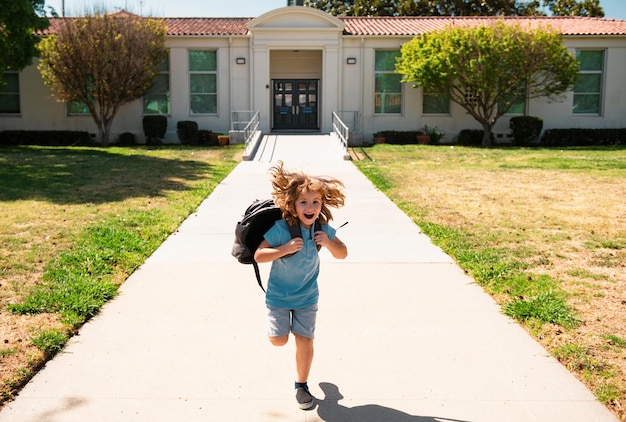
[3,15,626,144]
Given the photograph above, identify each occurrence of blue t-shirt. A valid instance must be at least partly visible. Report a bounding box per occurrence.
[263,219,336,309]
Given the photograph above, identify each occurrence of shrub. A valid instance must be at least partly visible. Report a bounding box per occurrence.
[0,130,91,146]
[541,128,626,147]
[376,130,422,145]
[142,116,167,145]
[176,121,199,145]
[510,116,543,146]
[116,132,137,146]
[456,129,484,146]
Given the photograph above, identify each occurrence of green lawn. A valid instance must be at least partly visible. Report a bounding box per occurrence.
[354,144,626,417]
[0,145,241,404]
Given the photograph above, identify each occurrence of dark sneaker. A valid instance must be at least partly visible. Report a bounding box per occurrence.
[296,387,315,410]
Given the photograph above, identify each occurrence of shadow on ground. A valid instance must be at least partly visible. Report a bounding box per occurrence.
[0,147,213,204]
[316,382,470,422]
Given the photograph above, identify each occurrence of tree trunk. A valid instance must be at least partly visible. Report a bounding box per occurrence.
[481,123,494,148]
[99,115,115,147]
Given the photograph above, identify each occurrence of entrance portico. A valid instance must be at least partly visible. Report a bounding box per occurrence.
[247,7,344,134]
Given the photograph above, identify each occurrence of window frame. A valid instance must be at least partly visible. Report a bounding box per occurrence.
[573,49,605,115]
[67,100,90,116]
[422,87,450,115]
[0,71,21,114]
[499,84,527,116]
[189,49,218,116]
[374,50,402,115]
[143,55,171,116]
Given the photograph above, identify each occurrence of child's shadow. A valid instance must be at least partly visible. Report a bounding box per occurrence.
[316,382,470,422]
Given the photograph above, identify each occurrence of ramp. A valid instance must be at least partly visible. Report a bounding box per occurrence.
[252,134,349,164]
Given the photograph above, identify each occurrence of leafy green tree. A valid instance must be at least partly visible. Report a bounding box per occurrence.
[544,0,603,17]
[37,12,167,146]
[306,0,532,16]
[305,0,601,17]
[396,22,579,147]
[0,0,49,76]
[419,0,536,16]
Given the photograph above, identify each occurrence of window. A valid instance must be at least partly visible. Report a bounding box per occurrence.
[423,87,449,114]
[144,56,170,115]
[67,101,89,115]
[503,96,525,115]
[0,72,20,114]
[574,50,604,114]
[498,83,526,115]
[189,50,217,114]
[374,51,402,114]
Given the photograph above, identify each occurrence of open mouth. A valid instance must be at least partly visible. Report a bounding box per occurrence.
[304,213,316,220]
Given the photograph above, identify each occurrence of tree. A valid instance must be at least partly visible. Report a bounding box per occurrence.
[419,0,535,16]
[37,12,167,146]
[396,22,579,147]
[306,0,532,16]
[0,0,49,76]
[305,0,601,17]
[544,0,604,17]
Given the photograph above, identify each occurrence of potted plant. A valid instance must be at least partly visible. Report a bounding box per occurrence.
[420,124,444,144]
[416,131,430,144]
[373,131,386,144]
[217,134,229,146]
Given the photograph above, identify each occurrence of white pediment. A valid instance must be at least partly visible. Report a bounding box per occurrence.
[248,6,345,31]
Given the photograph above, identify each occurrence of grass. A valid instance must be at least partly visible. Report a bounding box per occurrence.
[30,329,68,359]
[0,144,241,404]
[354,144,626,417]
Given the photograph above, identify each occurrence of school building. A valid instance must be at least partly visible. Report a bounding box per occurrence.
[2,5,626,145]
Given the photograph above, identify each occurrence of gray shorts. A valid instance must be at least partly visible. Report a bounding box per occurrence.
[267,304,318,339]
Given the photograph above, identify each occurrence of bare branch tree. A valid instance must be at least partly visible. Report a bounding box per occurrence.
[38,12,167,145]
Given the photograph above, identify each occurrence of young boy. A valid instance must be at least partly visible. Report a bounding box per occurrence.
[254,161,347,410]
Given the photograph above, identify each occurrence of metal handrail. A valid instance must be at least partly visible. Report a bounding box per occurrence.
[332,111,350,159]
[232,110,260,159]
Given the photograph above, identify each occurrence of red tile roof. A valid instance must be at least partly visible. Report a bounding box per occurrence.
[42,17,254,36]
[163,18,253,36]
[42,15,626,37]
[340,16,626,36]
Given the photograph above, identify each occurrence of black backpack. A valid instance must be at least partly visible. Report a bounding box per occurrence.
[232,198,321,292]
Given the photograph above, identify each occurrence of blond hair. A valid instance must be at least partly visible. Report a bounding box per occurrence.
[269,161,345,226]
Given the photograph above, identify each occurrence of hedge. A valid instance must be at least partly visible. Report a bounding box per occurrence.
[541,129,625,147]
[0,131,91,146]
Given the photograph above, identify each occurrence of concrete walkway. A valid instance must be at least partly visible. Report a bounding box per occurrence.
[0,135,617,421]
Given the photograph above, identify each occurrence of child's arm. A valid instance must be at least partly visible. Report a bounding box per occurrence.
[314,232,348,259]
[254,238,303,263]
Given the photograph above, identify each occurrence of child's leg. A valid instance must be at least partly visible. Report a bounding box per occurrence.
[267,306,290,346]
[291,304,317,383]
[294,334,314,383]
[269,334,289,346]
[292,306,318,410]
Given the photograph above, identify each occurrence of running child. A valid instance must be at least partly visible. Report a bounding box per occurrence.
[254,161,347,410]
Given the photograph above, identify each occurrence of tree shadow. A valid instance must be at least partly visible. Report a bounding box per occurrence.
[316,382,471,422]
[0,147,214,204]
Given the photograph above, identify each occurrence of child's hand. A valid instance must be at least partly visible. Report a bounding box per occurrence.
[285,237,304,254]
[315,231,348,259]
[313,230,330,248]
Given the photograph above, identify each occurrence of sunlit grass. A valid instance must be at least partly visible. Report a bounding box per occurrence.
[355,144,626,416]
[0,144,241,406]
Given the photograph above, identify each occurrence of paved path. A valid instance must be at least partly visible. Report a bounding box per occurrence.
[0,135,617,421]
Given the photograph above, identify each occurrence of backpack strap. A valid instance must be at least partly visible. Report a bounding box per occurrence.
[288,221,301,239]
[252,260,265,293]
[287,220,322,251]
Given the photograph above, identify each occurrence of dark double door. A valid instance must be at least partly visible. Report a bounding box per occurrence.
[272,79,319,130]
